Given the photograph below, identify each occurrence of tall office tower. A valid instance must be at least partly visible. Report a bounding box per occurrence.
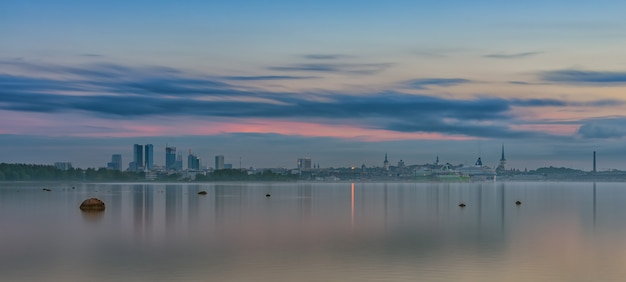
[188,150,200,170]
[144,144,154,170]
[166,146,176,171]
[383,153,389,171]
[107,154,122,170]
[133,144,144,171]
[297,158,312,171]
[215,155,224,170]
[175,152,183,171]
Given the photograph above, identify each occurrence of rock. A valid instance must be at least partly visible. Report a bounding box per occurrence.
[42,188,52,191]
[80,198,105,211]
[458,203,466,207]
[198,191,208,195]
[515,200,522,205]
[265,194,271,197]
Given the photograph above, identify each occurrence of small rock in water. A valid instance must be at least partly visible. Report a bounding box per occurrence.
[265,194,271,197]
[458,203,466,207]
[80,198,105,211]
[515,200,522,205]
[42,188,52,192]
[198,191,208,195]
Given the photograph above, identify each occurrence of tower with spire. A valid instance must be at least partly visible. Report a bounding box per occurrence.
[383,153,390,171]
[496,144,506,174]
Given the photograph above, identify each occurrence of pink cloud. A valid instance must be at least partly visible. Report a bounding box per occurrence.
[0,110,474,141]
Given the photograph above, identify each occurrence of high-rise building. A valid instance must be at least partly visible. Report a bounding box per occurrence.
[175,152,183,171]
[188,150,200,170]
[133,144,144,171]
[215,155,224,170]
[166,146,176,171]
[144,144,154,170]
[107,154,122,170]
[297,158,312,171]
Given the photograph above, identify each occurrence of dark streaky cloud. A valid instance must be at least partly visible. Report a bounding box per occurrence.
[222,75,319,81]
[302,54,348,60]
[577,117,626,139]
[402,78,473,89]
[540,69,626,85]
[484,52,541,59]
[267,63,393,75]
[1,60,619,139]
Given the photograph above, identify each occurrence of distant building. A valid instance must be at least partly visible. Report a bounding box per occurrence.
[128,161,137,172]
[224,163,233,169]
[215,155,224,170]
[107,154,122,170]
[397,159,405,169]
[297,158,312,171]
[54,162,73,171]
[383,153,390,171]
[188,150,200,170]
[166,146,177,171]
[175,152,183,171]
[133,144,144,171]
[496,144,506,174]
[144,144,154,170]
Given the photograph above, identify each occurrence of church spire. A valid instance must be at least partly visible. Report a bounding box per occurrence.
[383,153,390,171]
[497,144,507,173]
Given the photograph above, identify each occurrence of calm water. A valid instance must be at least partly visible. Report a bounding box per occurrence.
[1,181,626,281]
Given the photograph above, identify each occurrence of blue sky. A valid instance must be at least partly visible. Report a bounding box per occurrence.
[2,0,626,170]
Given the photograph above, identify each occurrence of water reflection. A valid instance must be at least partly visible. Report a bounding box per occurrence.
[2,182,626,281]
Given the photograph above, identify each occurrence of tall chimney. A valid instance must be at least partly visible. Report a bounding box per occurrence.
[593,151,596,173]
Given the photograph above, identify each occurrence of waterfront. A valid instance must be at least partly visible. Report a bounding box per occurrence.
[1,182,626,281]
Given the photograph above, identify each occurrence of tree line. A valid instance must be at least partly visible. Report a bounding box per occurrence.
[0,163,144,181]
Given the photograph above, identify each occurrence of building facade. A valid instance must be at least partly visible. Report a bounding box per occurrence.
[144,144,154,170]
[107,154,122,170]
[297,158,312,171]
[166,146,177,171]
[133,144,144,171]
[215,155,224,170]
[188,151,200,170]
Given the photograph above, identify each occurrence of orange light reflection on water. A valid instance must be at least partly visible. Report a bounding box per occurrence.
[351,182,354,229]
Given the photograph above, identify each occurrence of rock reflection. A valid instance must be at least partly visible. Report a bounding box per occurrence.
[81,210,104,222]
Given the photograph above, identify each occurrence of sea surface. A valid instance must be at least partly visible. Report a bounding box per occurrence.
[1,181,626,281]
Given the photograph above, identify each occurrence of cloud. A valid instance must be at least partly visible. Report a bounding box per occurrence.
[81,53,105,57]
[509,98,623,107]
[267,63,393,75]
[222,75,319,81]
[401,78,473,89]
[539,69,626,85]
[508,81,532,85]
[577,117,626,139]
[302,54,348,60]
[1,60,620,140]
[484,52,541,59]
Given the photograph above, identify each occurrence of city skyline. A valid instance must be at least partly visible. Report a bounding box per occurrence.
[3,1,626,170]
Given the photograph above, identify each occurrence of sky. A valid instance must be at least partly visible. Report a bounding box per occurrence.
[2,0,626,170]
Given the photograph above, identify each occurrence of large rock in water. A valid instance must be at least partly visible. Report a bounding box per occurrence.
[80,198,105,211]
